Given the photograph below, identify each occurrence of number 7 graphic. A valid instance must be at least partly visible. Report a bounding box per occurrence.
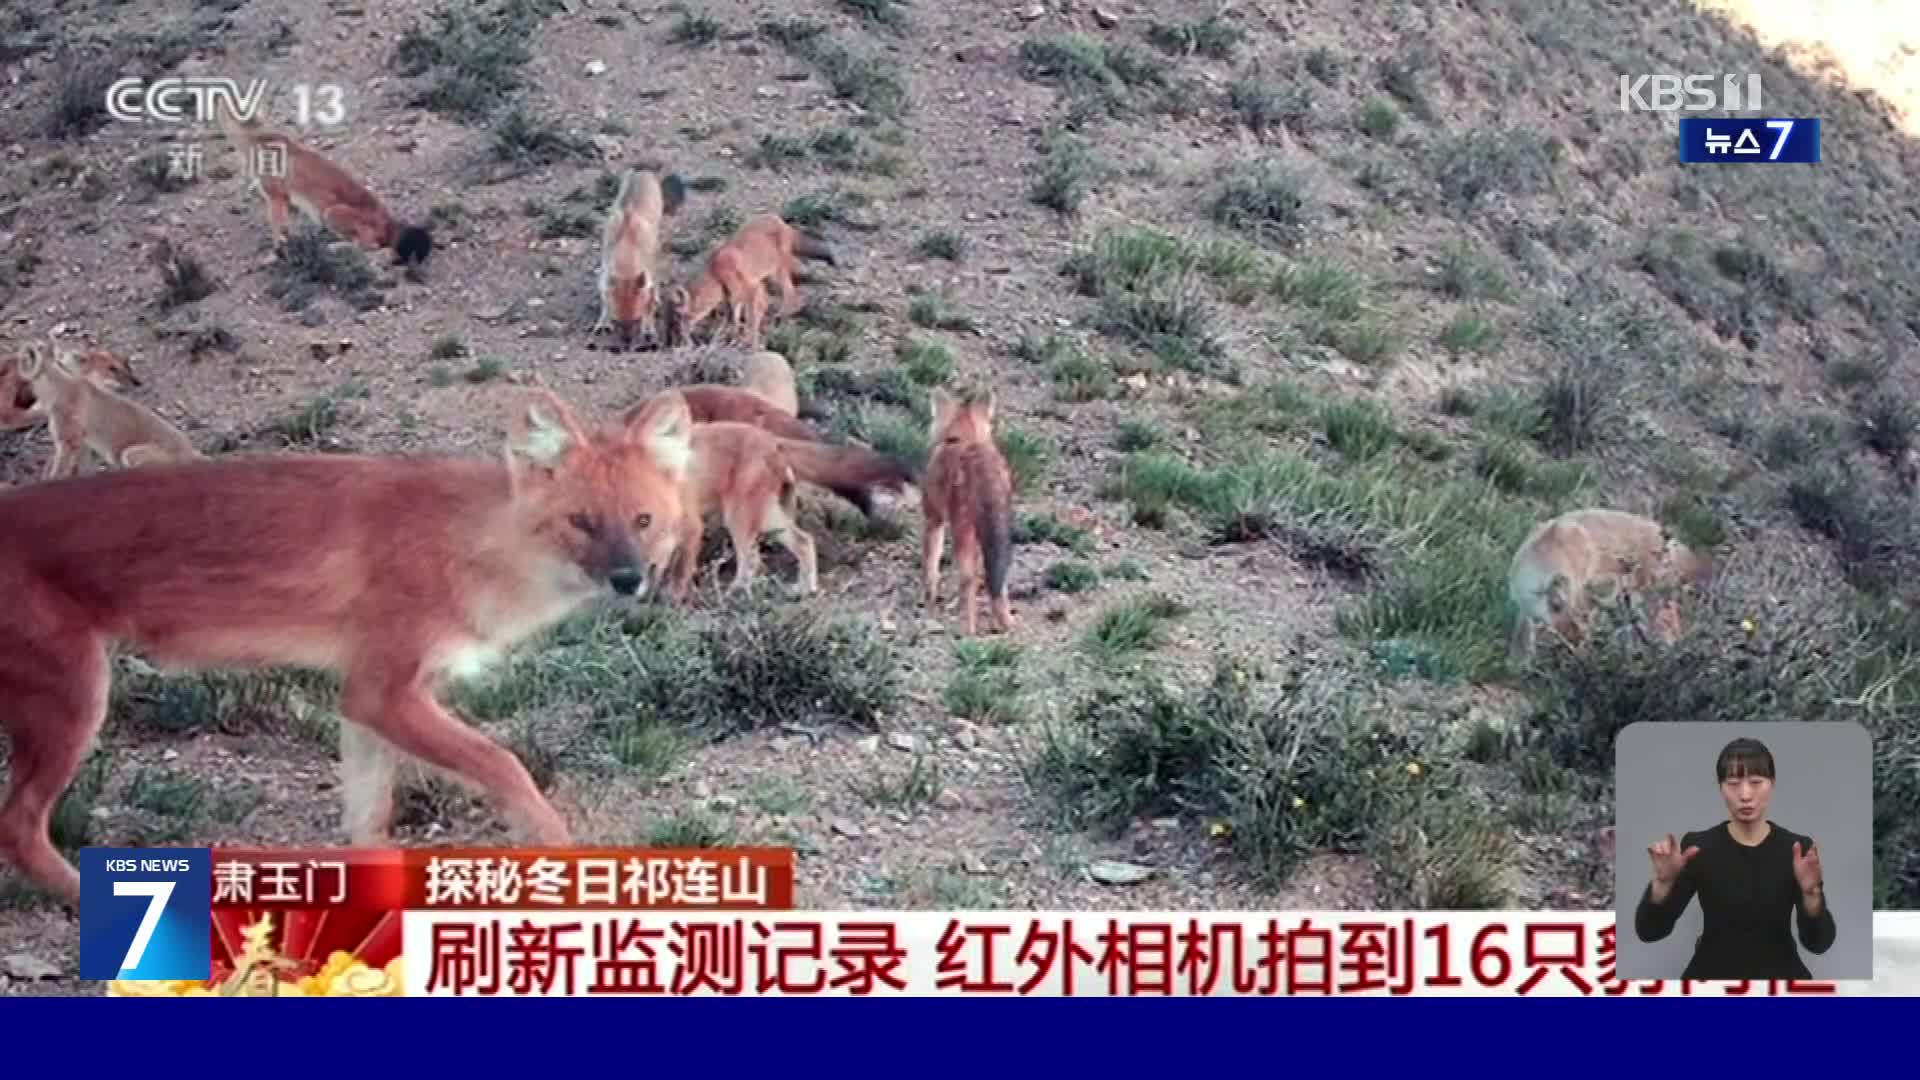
[115,880,176,971]
[1765,119,1795,161]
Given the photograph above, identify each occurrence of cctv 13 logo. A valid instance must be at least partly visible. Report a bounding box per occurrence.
[79,847,212,981]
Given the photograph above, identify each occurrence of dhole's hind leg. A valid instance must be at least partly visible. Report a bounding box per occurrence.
[341,663,570,846]
[0,630,110,905]
[764,500,819,595]
[720,500,770,592]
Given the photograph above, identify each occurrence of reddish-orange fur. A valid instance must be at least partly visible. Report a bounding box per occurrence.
[0,388,694,905]
[922,388,1016,636]
[1507,507,1715,663]
[659,420,817,599]
[219,111,431,266]
[595,170,687,349]
[666,215,836,348]
[677,384,824,442]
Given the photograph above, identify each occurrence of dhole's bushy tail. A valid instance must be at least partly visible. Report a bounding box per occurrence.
[979,480,1013,603]
[775,439,914,516]
[792,230,837,266]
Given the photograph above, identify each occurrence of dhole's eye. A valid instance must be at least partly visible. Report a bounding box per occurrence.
[568,512,595,535]
[634,513,652,530]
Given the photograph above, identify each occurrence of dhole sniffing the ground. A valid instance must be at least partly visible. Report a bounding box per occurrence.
[624,392,917,599]
[0,387,694,905]
[593,170,689,350]
[1507,506,1716,663]
[15,342,201,478]
[219,109,433,267]
[666,214,837,349]
[921,388,1016,636]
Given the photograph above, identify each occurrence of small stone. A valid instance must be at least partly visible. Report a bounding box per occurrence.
[526,298,545,308]
[962,856,991,875]
[692,780,713,799]
[949,721,979,750]
[1093,7,1119,27]
[885,732,917,753]
[830,818,863,839]
[1020,4,1046,20]
[709,794,739,811]
[954,44,998,64]
[1148,816,1179,831]
[856,735,881,754]
[1086,859,1155,886]
[584,60,607,77]
[934,789,967,810]
[591,134,623,159]
[755,86,781,99]
[162,749,180,762]
[1,953,60,980]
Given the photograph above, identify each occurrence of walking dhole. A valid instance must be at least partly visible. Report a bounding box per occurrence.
[1507,507,1715,663]
[0,387,696,905]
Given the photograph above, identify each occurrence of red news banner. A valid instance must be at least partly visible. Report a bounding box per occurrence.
[184,848,1856,997]
[190,847,791,996]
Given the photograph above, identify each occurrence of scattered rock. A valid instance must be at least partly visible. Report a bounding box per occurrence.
[949,721,979,750]
[768,735,801,753]
[955,44,999,64]
[885,732,918,753]
[709,794,739,812]
[934,789,967,811]
[692,780,713,800]
[962,856,991,875]
[755,86,781,99]
[0,953,59,981]
[1086,859,1155,886]
[584,60,607,77]
[856,735,881,754]
[830,818,864,839]
[591,134,623,159]
[1093,6,1119,27]
[1020,4,1046,20]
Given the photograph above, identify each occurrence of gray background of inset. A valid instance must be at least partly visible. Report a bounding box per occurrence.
[1613,721,1873,980]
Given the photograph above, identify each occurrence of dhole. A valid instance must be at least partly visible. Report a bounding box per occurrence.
[16,342,201,478]
[219,109,433,267]
[666,214,837,349]
[673,350,822,439]
[623,396,915,598]
[1507,507,1715,663]
[593,169,689,350]
[0,387,695,905]
[921,388,1016,636]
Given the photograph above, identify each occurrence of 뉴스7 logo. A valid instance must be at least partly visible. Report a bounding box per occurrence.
[107,77,270,125]
[1619,74,1763,112]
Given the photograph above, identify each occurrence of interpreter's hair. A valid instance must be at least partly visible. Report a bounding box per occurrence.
[1715,737,1776,783]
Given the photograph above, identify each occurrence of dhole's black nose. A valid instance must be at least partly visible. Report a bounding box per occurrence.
[609,567,644,596]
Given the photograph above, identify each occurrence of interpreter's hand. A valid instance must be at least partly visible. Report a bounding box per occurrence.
[1792,839,1823,894]
[1648,833,1700,887]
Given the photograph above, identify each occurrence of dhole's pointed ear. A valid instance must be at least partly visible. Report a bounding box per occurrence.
[507,387,590,473]
[626,390,694,478]
[929,387,956,433]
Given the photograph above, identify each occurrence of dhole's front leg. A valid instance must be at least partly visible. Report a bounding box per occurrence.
[0,627,111,907]
[341,663,571,847]
[338,720,400,844]
[45,432,86,480]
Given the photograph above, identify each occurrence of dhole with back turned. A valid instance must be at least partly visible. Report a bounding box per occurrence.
[666,214,837,349]
[1507,506,1716,664]
[922,388,1016,636]
[218,108,433,268]
[623,393,917,600]
[15,341,201,478]
[0,386,697,906]
[593,169,689,350]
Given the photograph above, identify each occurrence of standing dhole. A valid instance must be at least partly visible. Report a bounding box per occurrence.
[593,169,689,350]
[219,109,433,267]
[921,388,1016,636]
[0,387,696,905]
[1507,507,1715,663]
[666,214,837,349]
[15,342,200,478]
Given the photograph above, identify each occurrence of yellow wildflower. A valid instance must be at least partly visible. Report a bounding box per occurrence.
[1741,618,1756,635]
[1406,761,1424,778]
[1291,796,1307,810]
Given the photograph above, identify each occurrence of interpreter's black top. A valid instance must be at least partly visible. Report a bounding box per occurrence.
[1633,821,1837,981]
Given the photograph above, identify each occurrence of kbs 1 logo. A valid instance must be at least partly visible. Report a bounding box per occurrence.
[78,847,212,982]
[1619,73,1763,113]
